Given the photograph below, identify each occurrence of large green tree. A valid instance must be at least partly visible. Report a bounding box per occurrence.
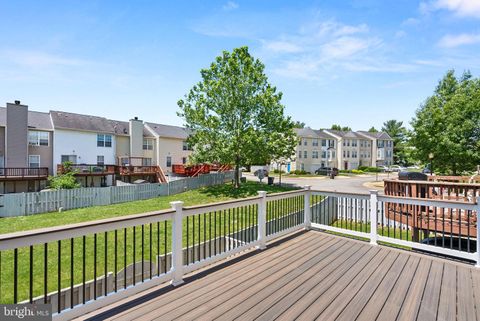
[331,124,352,131]
[410,70,480,174]
[178,47,297,187]
[381,119,408,165]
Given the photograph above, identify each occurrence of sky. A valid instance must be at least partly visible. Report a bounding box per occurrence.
[1,0,480,130]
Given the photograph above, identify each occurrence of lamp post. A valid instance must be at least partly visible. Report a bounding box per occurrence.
[428,153,434,176]
[327,146,335,179]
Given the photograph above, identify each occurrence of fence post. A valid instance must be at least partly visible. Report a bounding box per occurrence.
[170,201,184,285]
[304,186,312,230]
[369,190,378,245]
[476,201,480,268]
[257,191,267,250]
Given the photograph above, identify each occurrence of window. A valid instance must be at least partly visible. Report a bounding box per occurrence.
[322,151,327,159]
[352,140,357,147]
[331,150,336,158]
[298,140,302,146]
[312,139,318,147]
[97,134,112,147]
[28,131,49,146]
[347,140,350,147]
[142,158,152,166]
[343,150,346,158]
[321,140,326,147]
[28,155,40,168]
[303,151,307,158]
[328,140,335,148]
[360,140,364,147]
[352,151,357,158]
[298,151,302,159]
[312,151,319,159]
[61,155,77,164]
[97,155,104,165]
[347,151,350,158]
[182,141,190,151]
[377,140,384,148]
[143,139,153,150]
[166,156,172,167]
[303,139,307,146]
[182,157,187,164]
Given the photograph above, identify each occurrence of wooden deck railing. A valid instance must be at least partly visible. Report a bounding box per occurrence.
[1,187,479,319]
[57,164,116,175]
[0,167,49,179]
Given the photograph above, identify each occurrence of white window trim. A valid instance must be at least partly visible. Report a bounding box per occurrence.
[28,155,40,168]
[28,131,49,146]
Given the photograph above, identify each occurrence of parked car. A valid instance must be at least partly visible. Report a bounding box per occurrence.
[422,167,432,174]
[254,169,269,177]
[315,167,338,176]
[389,165,405,172]
[378,165,391,172]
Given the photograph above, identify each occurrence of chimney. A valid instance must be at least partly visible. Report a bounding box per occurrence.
[6,101,28,167]
[129,117,143,158]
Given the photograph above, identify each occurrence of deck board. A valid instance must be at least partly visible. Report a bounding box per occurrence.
[79,230,480,321]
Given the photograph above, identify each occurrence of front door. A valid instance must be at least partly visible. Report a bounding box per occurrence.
[344,162,348,170]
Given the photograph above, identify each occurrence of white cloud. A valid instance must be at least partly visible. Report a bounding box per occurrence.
[401,17,420,26]
[1,50,87,68]
[222,1,239,11]
[438,33,480,47]
[421,0,480,18]
[262,40,303,53]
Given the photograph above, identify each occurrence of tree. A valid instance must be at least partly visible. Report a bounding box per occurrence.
[293,121,305,128]
[178,47,297,187]
[410,70,480,174]
[381,120,408,165]
[331,124,352,131]
[48,161,81,190]
[368,126,379,133]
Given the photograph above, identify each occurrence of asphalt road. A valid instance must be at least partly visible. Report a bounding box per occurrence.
[244,172,398,194]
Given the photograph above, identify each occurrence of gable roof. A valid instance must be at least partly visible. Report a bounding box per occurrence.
[50,110,116,133]
[0,107,53,130]
[108,120,155,137]
[357,131,392,140]
[146,122,190,139]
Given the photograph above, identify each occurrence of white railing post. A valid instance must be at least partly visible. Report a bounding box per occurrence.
[304,186,312,230]
[369,190,378,246]
[476,201,480,268]
[257,191,267,250]
[170,201,184,286]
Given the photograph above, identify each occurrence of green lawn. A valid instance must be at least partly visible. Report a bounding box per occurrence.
[0,182,299,304]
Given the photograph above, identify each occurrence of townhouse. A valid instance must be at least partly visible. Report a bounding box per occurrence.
[293,127,393,173]
[0,101,192,192]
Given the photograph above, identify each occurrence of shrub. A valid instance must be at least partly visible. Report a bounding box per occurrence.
[48,161,81,190]
[273,169,286,174]
[351,169,364,174]
[290,169,308,175]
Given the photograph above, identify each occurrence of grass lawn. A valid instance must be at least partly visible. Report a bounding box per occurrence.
[0,182,299,304]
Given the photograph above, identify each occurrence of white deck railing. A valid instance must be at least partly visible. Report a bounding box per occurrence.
[0,186,478,320]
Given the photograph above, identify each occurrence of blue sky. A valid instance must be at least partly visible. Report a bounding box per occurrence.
[1,0,480,130]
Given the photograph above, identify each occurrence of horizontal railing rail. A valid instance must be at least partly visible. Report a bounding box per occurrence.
[0,167,49,178]
[1,185,479,320]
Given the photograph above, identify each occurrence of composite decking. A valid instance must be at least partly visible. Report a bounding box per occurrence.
[79,230,480,321]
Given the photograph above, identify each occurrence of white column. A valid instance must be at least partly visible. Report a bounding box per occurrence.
[369,190,378,245]
[304,185,312,230]
[170,201,184,286]
[476,202,480,268]
[257,191,267,250]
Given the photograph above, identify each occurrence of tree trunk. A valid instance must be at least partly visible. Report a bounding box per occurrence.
[234,155,241,188]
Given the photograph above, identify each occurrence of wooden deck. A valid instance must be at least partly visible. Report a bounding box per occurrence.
[79,230,480,321]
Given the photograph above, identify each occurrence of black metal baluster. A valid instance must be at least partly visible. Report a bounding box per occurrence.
[223,209,226,252]
[141,225,144,282]
[214,211,217,255]
[29,245,33,304]
[209,211,212,257]
[114,230,118,292]
[197,215,200,261]
[104,231,108,296]
[204,213,207,259]
[82,236,86,304]
[164,220,167,273]
[94,234,97,299]
[70,239,74,308]
[149,224,152,279]
[133,227,136,285]
[124,228,127,289]
[186,216,190,264]
[44,243,48,304]
[157,222,160,276]
[13,248,18,304]
[58,240,61,313]
[228,209,231,250]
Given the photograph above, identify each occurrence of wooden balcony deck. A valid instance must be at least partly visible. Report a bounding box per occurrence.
[78,230,480,321]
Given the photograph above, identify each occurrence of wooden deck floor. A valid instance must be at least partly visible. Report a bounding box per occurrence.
[80,230,480,321]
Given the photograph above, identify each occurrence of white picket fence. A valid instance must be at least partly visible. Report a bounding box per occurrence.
[0,171,235,217]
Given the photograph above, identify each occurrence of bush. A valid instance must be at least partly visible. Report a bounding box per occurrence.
[273,169,285,174]
[290,170,308,175]
[351,169,364,174]
[48,161,81,190]
[358,166,381,173]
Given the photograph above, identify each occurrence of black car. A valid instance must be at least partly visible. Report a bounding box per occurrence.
[315,167,338,176]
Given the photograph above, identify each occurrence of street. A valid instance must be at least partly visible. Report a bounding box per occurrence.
[244,172,398,194]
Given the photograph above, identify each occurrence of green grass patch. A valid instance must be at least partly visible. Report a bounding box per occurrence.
[0,182,299,304]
